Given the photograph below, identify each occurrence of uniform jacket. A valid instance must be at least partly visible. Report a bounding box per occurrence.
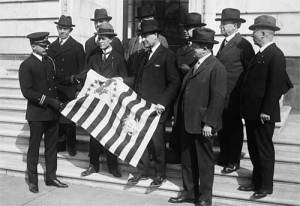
[19,55,60,121]
[47,36,85,101]
[129,44,181,122]
[85,35,124,64]
[216,33,255,108]
[124,34,168,60]
[240,43,293,122]
[174,55,227,133]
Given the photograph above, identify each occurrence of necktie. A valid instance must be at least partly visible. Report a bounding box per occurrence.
[59,39,63,46]
[144,49,151,64]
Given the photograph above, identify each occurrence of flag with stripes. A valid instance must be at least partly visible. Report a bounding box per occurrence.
[60,70,161,167]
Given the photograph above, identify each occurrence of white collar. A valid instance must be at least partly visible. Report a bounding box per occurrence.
[259,41,274,52]
[149,42,160,59]
[225,31,238,42]
[102,46,112,54]
[32,52,43,62]
[194,52,211,70]
[59,36,70,45]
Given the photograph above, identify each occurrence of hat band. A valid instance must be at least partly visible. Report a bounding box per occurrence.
[98,28,115,34]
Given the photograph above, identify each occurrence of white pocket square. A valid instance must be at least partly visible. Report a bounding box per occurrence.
[154,64,161,68]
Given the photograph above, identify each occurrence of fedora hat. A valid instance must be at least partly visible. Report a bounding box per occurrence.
[26,32,50,45]
[191,28,219,44]
[135,4,155,19]
[215,8,245,23]
[96,22,117,36]
[54,15,75,27]
[183,13,206,28]
[91,8,112,21]
[249,15,280,31]
[140,19,161,35]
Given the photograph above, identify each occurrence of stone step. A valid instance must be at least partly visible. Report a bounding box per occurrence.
[1,135,299,185]
[0,93,26,107]
[1,152,299,206]
[1,114,300,147]
[1,130,299,166]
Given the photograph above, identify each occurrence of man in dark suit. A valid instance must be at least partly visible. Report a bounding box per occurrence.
[47,15,85,156]
[238,15,293,199]
[19,32,68,193]
[169,28,227,206]
[124,4,168,62]
[79,22,127,178]
[85,8,124,63]
[176,12,206,75]
[127,19,181,187]
[215,8,255,173]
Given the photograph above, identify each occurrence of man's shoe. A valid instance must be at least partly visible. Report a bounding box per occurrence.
[67,147,77,156]
[81,165,97,177]
[221,164,239,174]
[252,190,272,199]
[45,178,68,188]
[195,200,212,206]
[127,175,149,184]
[150,176,166,187]
[168,195,194,203]
[109,168,122,178]
[238,184,256,192]
[28,183,39,193]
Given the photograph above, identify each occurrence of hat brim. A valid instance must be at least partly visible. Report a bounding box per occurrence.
[181,23,207,28]
[215,17,246,23]
[54,22,75,27]
[249,24,280,31]
[141,30,161,36]
[191,39,219,44]
[90,17,112,21]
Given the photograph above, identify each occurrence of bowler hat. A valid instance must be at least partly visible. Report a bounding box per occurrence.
[249,15,280,31]
[140,19,161,35]
[26,32,50,45]
[183,13,206,28]
[215,8,246,23]
[97,22,117,36]
[190,28,219,44]
[54,15,75,27]
[135,4,155,19]
[91,8,112,21]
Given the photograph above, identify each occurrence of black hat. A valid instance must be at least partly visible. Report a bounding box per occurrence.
[249,15,280,31]
[91,8,112,21]
[140,19,161,35]
[26,32,50,45]
[183,13,206,28]
[54,15,75,27]
[215,8,246,23]
[191,28,219,44]
[135,4,155,19]
[96,22,117,36]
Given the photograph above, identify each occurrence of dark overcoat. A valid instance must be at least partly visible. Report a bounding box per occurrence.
[216,33,255,108]
[85,35,124,63]
[130,45,181,122]
[240,43,293,122]
[19,55,59,121]
[47,36,85,101]
[174,55,227,133]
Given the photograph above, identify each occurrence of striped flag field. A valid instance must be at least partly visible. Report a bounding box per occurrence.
[60,70,161,167]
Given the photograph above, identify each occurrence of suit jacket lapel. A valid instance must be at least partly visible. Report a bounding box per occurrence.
[145,44,164,66]
[217,33,242,57]
[191,55,213,78]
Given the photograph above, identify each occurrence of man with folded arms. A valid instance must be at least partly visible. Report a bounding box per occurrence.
[19,32,68,193]
[238,15,293,199]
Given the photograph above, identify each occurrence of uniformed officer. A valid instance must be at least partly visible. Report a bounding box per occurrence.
[48,15,85,156]
[19,32,68,193]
